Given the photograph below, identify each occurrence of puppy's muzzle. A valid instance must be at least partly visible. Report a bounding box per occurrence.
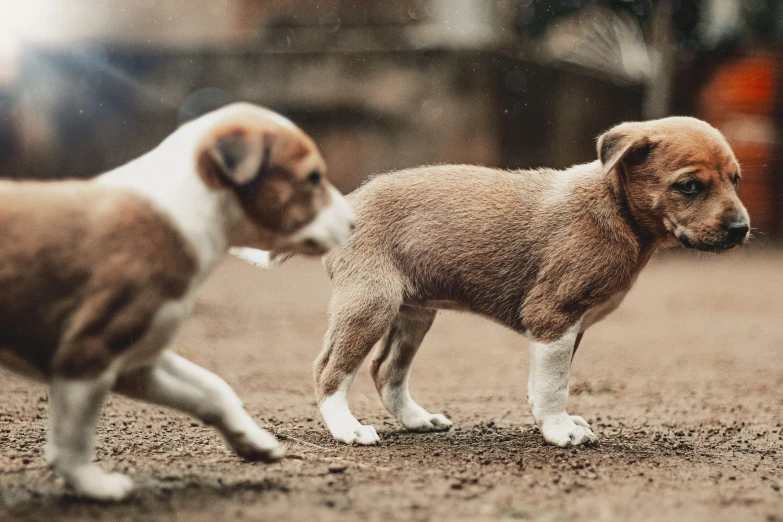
[678,215,750,252]
[290,187,355,255]
[725,219,749,245]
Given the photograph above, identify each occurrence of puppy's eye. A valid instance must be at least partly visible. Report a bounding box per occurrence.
[675,180,701,196]
[732,175,739,189]
[307,171,321,187]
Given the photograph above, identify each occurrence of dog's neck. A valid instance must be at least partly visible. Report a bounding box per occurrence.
[564,160,658,262]
[96,133,245,283]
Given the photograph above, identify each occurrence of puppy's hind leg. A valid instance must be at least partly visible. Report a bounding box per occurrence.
[371,306,451,432]
[47,373,134,501]
[315,286,400,445]
[115,351,284,462]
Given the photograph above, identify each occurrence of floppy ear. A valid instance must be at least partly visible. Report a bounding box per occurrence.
[207,130,274,187]
[597,124,653,178]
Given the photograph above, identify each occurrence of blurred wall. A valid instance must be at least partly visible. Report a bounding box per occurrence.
[696,52,783,236]
[0,0,780,236]
[4,45,643,192]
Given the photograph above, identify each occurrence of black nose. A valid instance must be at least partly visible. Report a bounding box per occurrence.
[727,221,749,243]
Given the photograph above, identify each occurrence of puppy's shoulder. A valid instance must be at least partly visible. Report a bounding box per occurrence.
[87,186,198,291]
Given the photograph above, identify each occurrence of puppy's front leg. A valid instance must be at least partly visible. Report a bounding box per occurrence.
[528,325,597,447]
[47,374,134,501]
[115,351,284,462]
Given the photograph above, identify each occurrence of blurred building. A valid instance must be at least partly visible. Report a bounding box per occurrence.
[0,0,781,236]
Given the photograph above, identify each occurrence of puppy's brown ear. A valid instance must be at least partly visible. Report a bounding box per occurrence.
[597,125,653,177]
[205,129,273,187]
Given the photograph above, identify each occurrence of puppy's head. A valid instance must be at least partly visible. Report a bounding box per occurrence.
[598,116,750,251]
[195,103,354,255]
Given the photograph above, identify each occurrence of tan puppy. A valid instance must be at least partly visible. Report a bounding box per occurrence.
[308,116,749,447]
[0,103,354,500]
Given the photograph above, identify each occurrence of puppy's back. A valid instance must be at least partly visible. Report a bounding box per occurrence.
[346,164,552,240]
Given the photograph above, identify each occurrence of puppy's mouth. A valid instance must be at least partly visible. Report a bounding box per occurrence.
[281,227,351,256]
[284,216,355,257]
[677,234,741,253]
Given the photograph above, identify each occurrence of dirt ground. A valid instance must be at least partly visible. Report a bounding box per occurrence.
[1,249,783,521]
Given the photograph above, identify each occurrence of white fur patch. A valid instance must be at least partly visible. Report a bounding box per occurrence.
[114,297,193,373]
[96,141,232,280]
[229,247,273,269]
[320,378,380,445]
[382,379,452,432]
[151,353,283,460]
[539,414,597,447]
[47,375,135,500]
[528,323,597,447]
[68,466,134,501]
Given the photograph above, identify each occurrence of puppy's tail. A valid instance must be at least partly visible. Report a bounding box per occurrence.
[229,247,291,269]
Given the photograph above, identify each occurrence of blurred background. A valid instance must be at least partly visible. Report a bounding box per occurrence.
[0,0,781,236]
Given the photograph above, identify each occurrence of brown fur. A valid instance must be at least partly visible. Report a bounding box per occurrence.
[315,117,749,400]
[197,106,337,255]
[0,181,196,379]
[369,306,436,395]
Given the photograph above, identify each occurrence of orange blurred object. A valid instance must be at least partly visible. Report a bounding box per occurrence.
[697,52,781,237]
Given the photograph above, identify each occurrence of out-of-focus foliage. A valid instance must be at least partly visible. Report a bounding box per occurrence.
[520,0,783,55]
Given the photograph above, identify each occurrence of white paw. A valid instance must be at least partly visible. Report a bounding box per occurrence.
[229,247,272,268]
[44,443,57,467]
[225,426,285,462]
[569,415,591,429]
[539,414,598,447]
[331,424,380,445]
[68,464,134,501]
[402,412,453,432]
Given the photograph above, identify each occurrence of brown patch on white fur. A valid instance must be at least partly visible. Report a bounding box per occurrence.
[315,116,749,402]
[0,181,196,379]
[196,106,337,255]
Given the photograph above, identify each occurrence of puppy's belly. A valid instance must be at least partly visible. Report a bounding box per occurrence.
[407,300,471,312]
[409,292,629,335]
[405,299,525,333]
[114,297,193,373]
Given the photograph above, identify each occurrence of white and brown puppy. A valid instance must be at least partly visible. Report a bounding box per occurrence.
[0,103,354,500]
[304,116,749,447]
